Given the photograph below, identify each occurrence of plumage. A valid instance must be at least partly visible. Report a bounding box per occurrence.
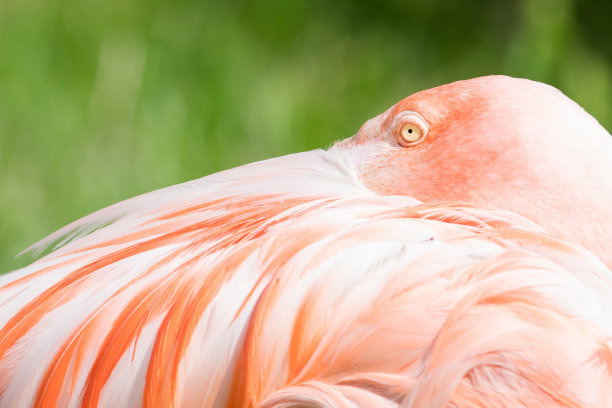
[2,75,612,407]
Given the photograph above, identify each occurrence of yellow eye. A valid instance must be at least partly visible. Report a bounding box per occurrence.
[398,122,425,146]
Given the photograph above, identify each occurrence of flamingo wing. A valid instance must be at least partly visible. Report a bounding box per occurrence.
[1,150,611,407]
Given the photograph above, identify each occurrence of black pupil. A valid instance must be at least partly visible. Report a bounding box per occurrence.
[408,128,413,133]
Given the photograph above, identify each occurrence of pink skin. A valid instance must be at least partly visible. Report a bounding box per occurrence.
[333,75,612,268]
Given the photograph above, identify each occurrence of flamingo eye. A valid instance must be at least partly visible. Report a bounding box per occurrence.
[394,111,428,147]
[398,120,427,146]
[399,123,423,144]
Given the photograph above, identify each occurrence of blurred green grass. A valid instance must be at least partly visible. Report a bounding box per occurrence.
[1,0,611,272]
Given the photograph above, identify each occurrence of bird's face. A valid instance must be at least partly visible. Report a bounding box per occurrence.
[332,75,612,267]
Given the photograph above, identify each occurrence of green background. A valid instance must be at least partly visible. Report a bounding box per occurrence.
[2,0,611,272]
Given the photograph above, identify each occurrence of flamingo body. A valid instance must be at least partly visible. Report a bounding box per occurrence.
[2,76,612,407]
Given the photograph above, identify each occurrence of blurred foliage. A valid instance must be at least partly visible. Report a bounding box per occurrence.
[1,0,612,272]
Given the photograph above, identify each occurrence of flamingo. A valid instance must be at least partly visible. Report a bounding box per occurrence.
[2,75,612,407]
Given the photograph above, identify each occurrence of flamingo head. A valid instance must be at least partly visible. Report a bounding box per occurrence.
[333,75,612,267]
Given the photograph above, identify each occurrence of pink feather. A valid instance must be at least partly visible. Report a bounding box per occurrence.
[2,76,612,407]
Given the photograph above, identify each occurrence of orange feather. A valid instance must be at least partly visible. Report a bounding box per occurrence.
[2,76,612,407]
